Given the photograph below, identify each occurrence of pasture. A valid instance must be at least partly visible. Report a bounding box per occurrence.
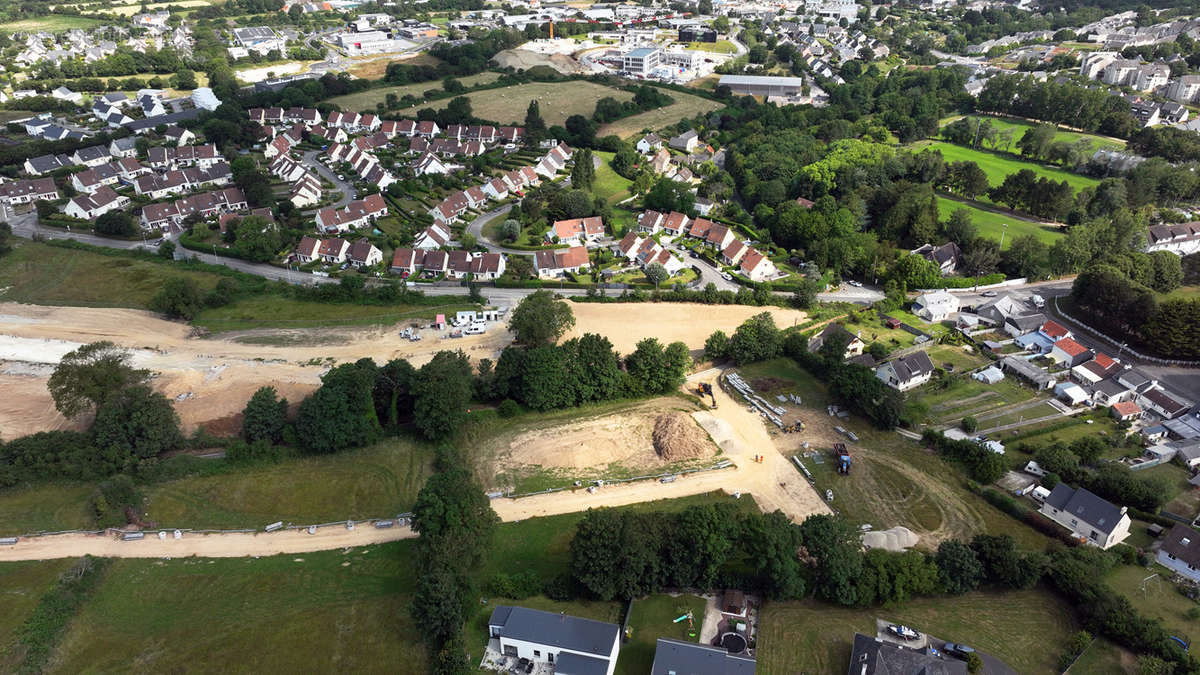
[396,81,632,126]
[941,115,1126,152]
[0,15,101,31]
[598,90,723,139]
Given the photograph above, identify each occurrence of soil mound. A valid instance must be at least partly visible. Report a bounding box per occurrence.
[653,413,712,461]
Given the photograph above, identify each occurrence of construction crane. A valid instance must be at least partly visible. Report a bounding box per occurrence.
[697,382,717,409]
[548,19,554,39]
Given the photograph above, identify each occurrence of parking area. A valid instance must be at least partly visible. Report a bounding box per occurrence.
[874,618,1016,675]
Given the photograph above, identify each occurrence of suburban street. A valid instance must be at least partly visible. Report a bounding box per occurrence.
[303,149,356,209]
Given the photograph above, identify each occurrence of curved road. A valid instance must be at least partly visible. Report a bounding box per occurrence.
[303,149,356,210]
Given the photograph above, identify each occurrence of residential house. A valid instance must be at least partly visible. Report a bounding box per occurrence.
[739,248,778,282]
[911,242,962,274]
[487,606,620,675]
[469,252,506,280]
[63,186,128,220]
[1050,338,1092,367]
[294,236,323,264]
[23,153,72,176]
[1145,222,1200,256]
[109,137,138,158]
[412,152,451,176]
[974,293,1032,326]
[429,192,469,226]
[911,290,960,322]
[636,133,663,154]
[318,238,350,264]
[1156,525,1200,584]
[163,126,196,146]
[1110,400,1143,422]
[347,238,382,268]
[807,323,865,360]
[669,129,699,153]
[533,246,590,278]
[482,178,509,201]
[875,351,936,391]
[421,250,448,277]
[315,194,389,233]
[1071,353,1121,387]
[1039,483,1131,549]
[637,210,665,234]
[413,223,452,250]
[389,248,426,277]
[0,178,60,205]
[999,355,1057,390]
[547,217,605,246]
[1003,313,1046,339]
[721,240,749,266]
[650,638,755,675]
[70,164,121,193]
[72,145,112,167]
[51,86,82,105]
[290,172,323,209]
[846,633,965,675]
[1139,388,1191,420]
[662,211,690,237]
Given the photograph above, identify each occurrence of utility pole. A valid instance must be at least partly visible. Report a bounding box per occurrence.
[998,222,1008,250]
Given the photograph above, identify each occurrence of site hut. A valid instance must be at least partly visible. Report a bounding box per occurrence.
[717,74,808,98]
[487,605,620,675]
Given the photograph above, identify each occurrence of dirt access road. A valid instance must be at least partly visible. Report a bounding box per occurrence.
[0,302,804,435]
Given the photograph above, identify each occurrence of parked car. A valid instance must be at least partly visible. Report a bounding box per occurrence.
[888,625,921,641]
[943,643,975,659]
[848,280,862,287]
[981,290,998,297]
[337,174,346,181]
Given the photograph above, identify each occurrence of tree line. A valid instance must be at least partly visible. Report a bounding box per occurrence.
[1071,262,1199,360]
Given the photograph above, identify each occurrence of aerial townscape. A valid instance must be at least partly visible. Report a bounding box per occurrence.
[2,0,1200,671]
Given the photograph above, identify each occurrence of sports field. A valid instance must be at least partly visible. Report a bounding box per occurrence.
[326,72,501,111]
[916,141,1101,193]
[936,195,1064,247]
[396,81,633,126]
[598,90,722,139]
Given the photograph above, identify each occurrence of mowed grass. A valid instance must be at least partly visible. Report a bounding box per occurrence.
[936,195,1064,247]
[592,151,633,204]
[144,438,437,528]
[193,297,479,333]
[397,81,632,126]
[617,593,707,675]
[1106,564,1199,644]
[1070,637,1138,674]
[942,115,1126,152]
[48,542,428,674]
[757,589,1078,674]
[0,15,102,31]
[0,559,79,672]
[918,141,1101,193]
[683,40,738,53]
[598,90,723,139]
[0,242,226,309]
[326,72,501,111]
[0,484,96,535]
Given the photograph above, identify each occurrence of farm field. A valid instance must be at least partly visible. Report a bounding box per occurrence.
[0,15,102,31]
[617,593,708,675]
[79,0,211,15]
[325,72,501,111]
[941,115,1126,152]
[0,558,79,672]
[0,484,95,534]
[936,195,1064,247]
[917,141,1102,193]
[396,81,633,126]
[757,589,1078,675]
[47,542,429,674]
[597,90,723,139]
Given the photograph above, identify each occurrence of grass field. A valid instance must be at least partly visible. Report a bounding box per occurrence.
[942,115,1125,152]
[79,0,210,15]
[396,81,632,126]
[683,40,738,53]
[0,15,102,31]
[924,344,990,372]
[326,72,501,111]
[0,110,35,123]
[1070,637,1137,674]
[48,541,428,674]
[346,53,443,80]
[917,141,1101,193]
[193,297,478,333]
[758,588,1077,674]
[0,242,226,309]
[592,151,634,205]
[617,593,707,674]
[909,375,1044,426]
[1106,564,1199,644]
[597,90,723,139]
[0,484,96,534]
[936,195,1064,247]
[0,559,79,671]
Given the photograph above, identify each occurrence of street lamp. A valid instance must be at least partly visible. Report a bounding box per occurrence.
[998,222,1009,250]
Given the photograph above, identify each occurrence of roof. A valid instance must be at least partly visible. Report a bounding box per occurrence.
[487,606,618,658]
[1044,484,1126,535]
[1041,320,1069,338]
[1053,338,1089,357]
[1143,388,1190,416]
[1111,400,1141,417]
[1007,313,1046,331]
[848,633,966,675]
[651,638,756,675]
[718,74,808,86]
[1162,525,1200,568]
[886,351,935,383]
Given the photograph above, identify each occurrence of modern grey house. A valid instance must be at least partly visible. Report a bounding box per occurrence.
[847,633,966,675]
[1038,484,1131,549]
[487,606,620,675]
[651,638,756,674]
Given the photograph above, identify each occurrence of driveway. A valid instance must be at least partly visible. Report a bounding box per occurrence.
[303,149,355,209]
[663,241,737,291]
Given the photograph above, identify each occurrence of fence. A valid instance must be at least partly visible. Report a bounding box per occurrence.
[1051,297,1200,368]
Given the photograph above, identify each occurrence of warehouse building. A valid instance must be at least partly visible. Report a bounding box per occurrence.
[718,74,808,97]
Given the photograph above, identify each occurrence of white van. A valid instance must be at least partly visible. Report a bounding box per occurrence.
[465,323,486,335]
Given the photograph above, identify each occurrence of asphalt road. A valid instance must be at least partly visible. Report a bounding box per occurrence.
[303,149,356,209]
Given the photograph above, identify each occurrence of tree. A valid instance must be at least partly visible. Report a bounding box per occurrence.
[508,290,575,346]
[524,100,547,143]
[644,262,669,288]
[571,148,595,190]
[157,239,176,260]
[727,313,781,365]
[92,384,182,462]
[562,334,623,403]
[149,277,204,320]
[935,539,984,595]
[0,222,12,257]
[241,386,287,443]
[704,330,729,361]
[799,514,863,606]
[171,68,197,89]
[94,211,138,237]
[412,447,500,567]
[499,219,521,243]
[47,341,150,419]
[295,361,380,453]
[412,351,474,440]
[232,216,282,262]
[1016,124,1056,160]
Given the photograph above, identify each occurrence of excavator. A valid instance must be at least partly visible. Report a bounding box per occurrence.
[696,382,717,409]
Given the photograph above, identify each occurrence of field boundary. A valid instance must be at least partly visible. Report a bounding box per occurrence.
[497,460,735,499]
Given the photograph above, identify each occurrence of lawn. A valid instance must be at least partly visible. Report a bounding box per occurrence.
[143,438,436,529]
[1106,564,1200,643]
[1161,285,1200,302]
[683,40,738,53]
[325,72,501,111]
[1069,637,1137,674]
[975,401,1063,432]
[0,241,226,309]
[735,357,831,409]
[193,297,479,333]
[941,115,1125,152]
[917,141,1101,193]
[592,150,633,205]
[597,90,723,139]
[48,541,429,674]
[936,195,1064,247]
[0,484,96,535]
[617,593,707,675]
[757,588,1078,674]
[0,559,79,672]
[396,81,632,126]
[0,15,102,31]
[924,344,990,372]
[1006,412,1119,446]
[909,376,1043,427]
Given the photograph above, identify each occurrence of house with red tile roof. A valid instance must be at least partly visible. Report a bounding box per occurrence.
[534,246,589,278]
[1051,337,1092,367]
[739,247,778,282]
[546,217,604,246]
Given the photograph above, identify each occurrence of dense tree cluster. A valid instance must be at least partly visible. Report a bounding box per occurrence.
[1071,263,1198,359]
[976,75,1138,138]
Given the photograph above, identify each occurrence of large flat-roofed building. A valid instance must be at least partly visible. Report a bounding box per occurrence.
[718,74,807,97]
[624,47,662,76]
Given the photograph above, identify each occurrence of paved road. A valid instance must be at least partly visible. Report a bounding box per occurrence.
[465,205,531,254]
[303,149,356,209]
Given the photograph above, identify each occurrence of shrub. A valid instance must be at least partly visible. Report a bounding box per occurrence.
[961,416,978,433]
[497,399,522,418]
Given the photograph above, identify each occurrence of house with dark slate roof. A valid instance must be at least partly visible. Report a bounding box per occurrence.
[651,638,755,674]
[488,605,619,675]
[875,351,935,391]
[1039,483,1131,549]
[847,633,966,675]
[1157,524,1200,583]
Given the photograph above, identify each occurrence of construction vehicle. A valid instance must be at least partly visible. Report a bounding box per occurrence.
[782,419,805,433]
[835,443,851,475]
[696,382,717,408]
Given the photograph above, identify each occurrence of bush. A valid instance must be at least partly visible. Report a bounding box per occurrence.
[90,474,141,528]
[225,439,286,464]
[497,399,522,418]
[961,416,978,433]
[966,652,983,673]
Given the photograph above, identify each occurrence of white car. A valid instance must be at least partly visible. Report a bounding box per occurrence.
[888,625,921,641]
[848,280,863,287]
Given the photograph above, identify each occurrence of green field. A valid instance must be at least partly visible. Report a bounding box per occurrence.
[597,90,723,139]
[0,559,80,671]
[618,593,708,674]
[909,374,1045,426]
[942,115,1125,152]
[0,483,96,534]
[758,589,1078,674]
[397,81,632,126]
[1069,637,1136,674]
[592,151,634,205]
[325,72,501,111]
[193,297,479,333]
[918,141,1101,193]
[683,40,738,53]
[1106,564,1199,644]
[936,195,1064,247]
[0,15,102,31]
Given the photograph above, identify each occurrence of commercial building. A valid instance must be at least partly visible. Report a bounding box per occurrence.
[717,74,808,97]
[623,47,662,76]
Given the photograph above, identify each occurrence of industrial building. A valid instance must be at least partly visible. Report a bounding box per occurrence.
[718,74,808,97]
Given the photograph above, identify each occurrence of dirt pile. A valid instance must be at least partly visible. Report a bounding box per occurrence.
[653,413,712,461]
[491,49,584,74]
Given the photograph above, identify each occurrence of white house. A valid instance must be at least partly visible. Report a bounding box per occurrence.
[911,290,960,322]
[63,186,128,220]
[875,351,935,391]
[488,606,619,675]
[1038,483,1131,549]
[738,247,778,282]
[1157,525,1200,583]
